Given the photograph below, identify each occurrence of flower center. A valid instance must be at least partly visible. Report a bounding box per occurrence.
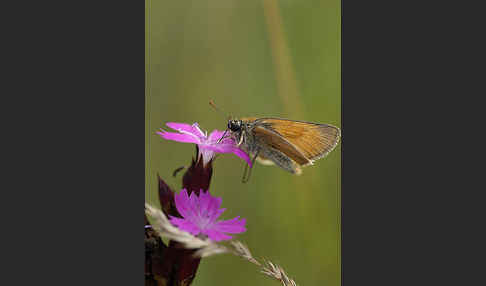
[195,208,214,231]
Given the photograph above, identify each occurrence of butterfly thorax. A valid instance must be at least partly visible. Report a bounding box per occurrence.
[228,120,259,154]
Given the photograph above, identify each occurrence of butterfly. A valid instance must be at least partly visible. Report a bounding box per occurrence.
[226,117,340,182]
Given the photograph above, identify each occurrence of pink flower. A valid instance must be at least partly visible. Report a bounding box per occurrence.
[157,122,252,167]
[169,189,246,241]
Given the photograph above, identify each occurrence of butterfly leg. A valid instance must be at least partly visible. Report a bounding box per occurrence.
[241,163,249,183]
[237,130,245,147]
[242,150,259,183]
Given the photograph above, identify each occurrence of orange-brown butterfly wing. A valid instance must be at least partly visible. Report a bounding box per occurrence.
[254,118,340,166]
[251,125,311,166]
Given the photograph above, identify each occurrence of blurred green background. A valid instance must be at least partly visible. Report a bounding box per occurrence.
[146,0,340,285]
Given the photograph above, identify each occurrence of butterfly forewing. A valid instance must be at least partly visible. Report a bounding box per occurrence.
[253,118,340,166]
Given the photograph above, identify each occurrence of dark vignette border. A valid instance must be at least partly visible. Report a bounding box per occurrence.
[342,0,480,285]
[3,0,479,284]
[3,0,145,285]
[342,0,424,284]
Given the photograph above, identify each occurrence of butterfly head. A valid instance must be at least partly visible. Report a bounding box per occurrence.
[228,119,243,132]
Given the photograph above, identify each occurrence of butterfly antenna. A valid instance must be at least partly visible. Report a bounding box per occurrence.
[210,100,232,142]
[209,100,230,119]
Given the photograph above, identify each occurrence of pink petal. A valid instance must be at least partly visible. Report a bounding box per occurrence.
[231,148,252,167]
[200,190,223,220]
[203,229,233,241]
[202,144,252,167]
[220,137,236,145]
[210,208,226,221]
[186,191,200,221]
[199,149,216,166]
[166,122,205,138]
[170,188,247,242]
[201,144,230,154]
[206,196,223,219]
[198,190,211,214]
[208,130,227,142]
[157,131,200,144]
[174,189,191,218]
[200,190,223,219]
[169,217,201,236]
[213,217,246,234]
[168,216,185,226]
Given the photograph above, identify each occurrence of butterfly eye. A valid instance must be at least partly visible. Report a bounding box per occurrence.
[228,121,240,132]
